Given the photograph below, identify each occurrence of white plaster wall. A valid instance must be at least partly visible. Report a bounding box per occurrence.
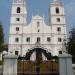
[8,44,21,55]
[52,45,62,55]
[31,17,44,33]
[9,35,22,44]
[22,34,53,45]
[43,25,51,33]
[51,25,66,34]
[9,14,67,56]
[10,25,22,34]
[10,16,26,24]
[50,4,64,15]
[52,35,65,44]
[51,16,66,25]
[11,5,27,14]
[8,0,67,57]
[23,25,32,33]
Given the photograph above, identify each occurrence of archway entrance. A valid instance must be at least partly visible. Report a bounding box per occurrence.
[17,48,59,75]
[25,48,52,60]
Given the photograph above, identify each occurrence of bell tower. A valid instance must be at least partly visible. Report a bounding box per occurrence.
[12,0,27,24]
[49,0,67,55]
[8,0,27,56]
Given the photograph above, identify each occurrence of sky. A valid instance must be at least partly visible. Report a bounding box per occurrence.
[0,0,75,43]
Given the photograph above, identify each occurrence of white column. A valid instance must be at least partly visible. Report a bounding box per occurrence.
[59,53,73,75]
[3,54,18,75]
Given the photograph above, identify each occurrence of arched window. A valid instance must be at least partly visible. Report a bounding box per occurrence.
[17,7,20,13]
[37,37,40,42]
[56,7,59,14]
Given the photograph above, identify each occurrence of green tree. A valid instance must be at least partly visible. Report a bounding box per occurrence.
[67,27,75,63]
[0,22,4,53]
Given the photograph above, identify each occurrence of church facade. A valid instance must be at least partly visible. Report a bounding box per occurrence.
[8,0,67,60]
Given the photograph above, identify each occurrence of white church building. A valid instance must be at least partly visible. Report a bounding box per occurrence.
[8,0,67,60]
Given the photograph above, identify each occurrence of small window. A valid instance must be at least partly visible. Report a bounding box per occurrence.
[56,7,59,14]
[16,27,19,31]
[57,27,61,31]
[15,37,19,42]
[57,18,60,22]
[37,37,40,42]
[16,18,20,21]
[26,37,30,42]
[58,38,62,42]
[15,51,18,55]
[37,22,40,27]
[17,7,20,13]
[38,29,40,32]
[47,37,51,42]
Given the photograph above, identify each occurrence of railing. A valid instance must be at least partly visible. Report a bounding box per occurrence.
[17,60,59,75]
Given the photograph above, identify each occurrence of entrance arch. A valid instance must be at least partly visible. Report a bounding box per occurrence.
[24,47,52,60]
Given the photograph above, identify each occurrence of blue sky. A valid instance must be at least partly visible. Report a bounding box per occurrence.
[0,0,75,43]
